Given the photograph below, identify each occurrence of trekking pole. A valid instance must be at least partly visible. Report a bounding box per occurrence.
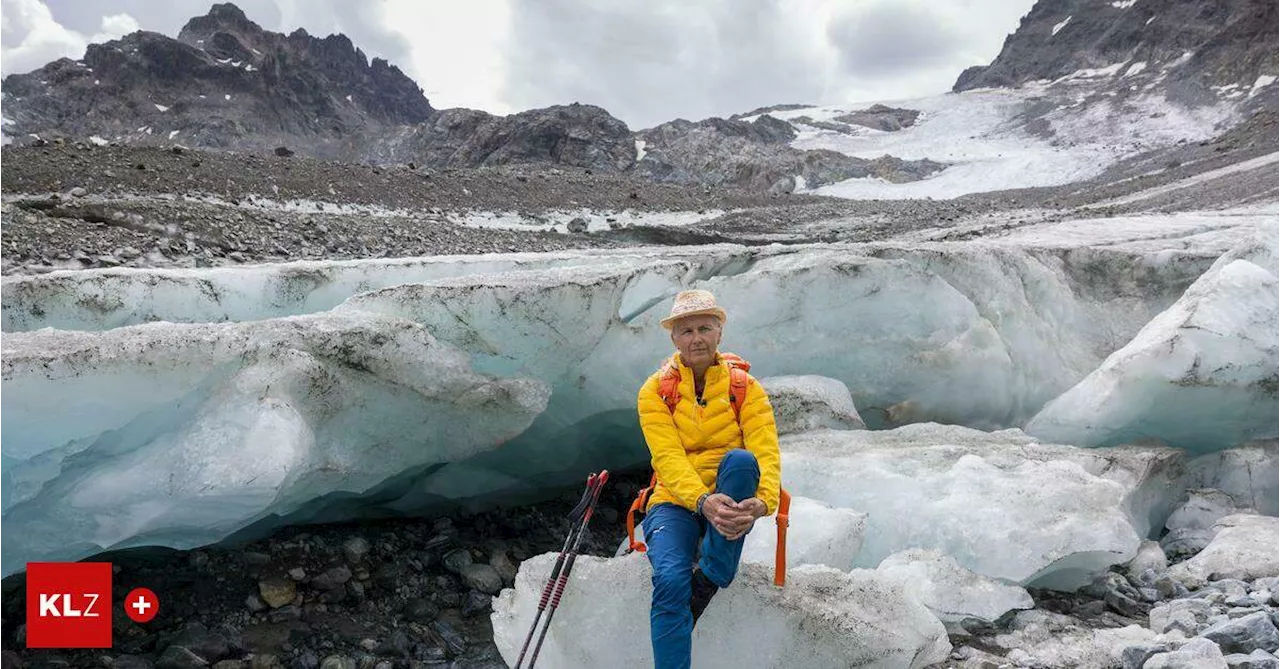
[514,472,602,669]
[528,469,609,669]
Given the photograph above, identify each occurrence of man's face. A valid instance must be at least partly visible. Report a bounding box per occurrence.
[670,314,722,367]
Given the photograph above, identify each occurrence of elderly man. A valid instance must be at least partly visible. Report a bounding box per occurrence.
[636,289,781,669]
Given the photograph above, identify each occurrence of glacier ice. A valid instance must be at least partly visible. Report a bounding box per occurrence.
[621,495,867,573]
[779,423,1166,589]
[740,495,867,571]
[0,245,747,332]
[490,552,951,669]
[1026,258,1279,452]
[1185,440,1279,515]
[0,311,548,573]
[3,212,1272,575]
[758,375,865,435]
[877,548,1034,625]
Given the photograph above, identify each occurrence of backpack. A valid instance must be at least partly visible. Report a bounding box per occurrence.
[627,352,792,587]
[656,351,753,419]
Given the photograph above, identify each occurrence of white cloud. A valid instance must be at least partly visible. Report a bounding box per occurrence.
[2,0,1033,124]
[1,0,138,76]
[493,0,1032,127]
[382,0,513,114]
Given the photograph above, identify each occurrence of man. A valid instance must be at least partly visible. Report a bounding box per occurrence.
[636,289,782,669]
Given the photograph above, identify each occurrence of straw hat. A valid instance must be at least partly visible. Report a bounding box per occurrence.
[660,289,728,329]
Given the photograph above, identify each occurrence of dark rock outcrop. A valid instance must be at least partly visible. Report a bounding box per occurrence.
[953,0,1278,94]
[1,3,433,159]
[834,105,921,132]
[634,115,944,191]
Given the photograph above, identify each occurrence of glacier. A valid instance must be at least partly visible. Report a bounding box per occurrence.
[2,209,1277,578]
[1025,258,1279,451]
[0,311,549,574]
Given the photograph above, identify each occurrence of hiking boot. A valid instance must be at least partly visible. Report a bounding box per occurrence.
[690,566,719,625]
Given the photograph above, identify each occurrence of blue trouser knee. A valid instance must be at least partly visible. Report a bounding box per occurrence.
[642,449,761,669]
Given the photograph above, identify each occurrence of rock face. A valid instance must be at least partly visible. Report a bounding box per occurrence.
[376,104,636,173]
[833,105,921,132]
[634,114,944,190]
[953,0,1278,95]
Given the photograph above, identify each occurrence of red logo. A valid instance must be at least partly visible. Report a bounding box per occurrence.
[123,587,159,623]
[26,562,113,648]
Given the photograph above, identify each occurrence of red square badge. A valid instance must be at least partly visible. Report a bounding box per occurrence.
[26,562,113,648]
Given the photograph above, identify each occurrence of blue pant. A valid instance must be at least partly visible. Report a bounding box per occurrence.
[642,449,760,669]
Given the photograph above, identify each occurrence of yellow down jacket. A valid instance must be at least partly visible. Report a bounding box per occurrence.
[636,352,782,515]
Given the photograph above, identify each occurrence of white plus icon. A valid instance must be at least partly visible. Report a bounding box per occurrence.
[132,595,151,615]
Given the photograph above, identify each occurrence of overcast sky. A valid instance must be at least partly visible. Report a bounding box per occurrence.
[1,0,1033,129]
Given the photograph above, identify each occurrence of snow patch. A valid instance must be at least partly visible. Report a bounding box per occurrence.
[168,130,179,140]
[89,136,109,146]
[453,209,723,234]
[634,139,647,162]
[1249,75,1277,97]
[153,103,169,112]
[345,94,352,102]
[1111,0,1137,8]
[1052,16,1072,36]
[1124,61,1147,77]
[224,94,231,101]
[1146,16,1156,25]
[799,86,1229,200]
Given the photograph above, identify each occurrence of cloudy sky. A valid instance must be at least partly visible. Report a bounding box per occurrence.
[1,0,1033,129]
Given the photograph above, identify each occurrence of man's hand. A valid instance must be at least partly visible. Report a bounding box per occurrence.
[702,494,768,541]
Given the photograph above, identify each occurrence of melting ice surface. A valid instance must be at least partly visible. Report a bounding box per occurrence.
[1,208,1276,583]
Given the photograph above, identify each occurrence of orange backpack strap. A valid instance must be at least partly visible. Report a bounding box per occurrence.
[774,488,791,587]
[656,361,681,413]
[627,473,659,553]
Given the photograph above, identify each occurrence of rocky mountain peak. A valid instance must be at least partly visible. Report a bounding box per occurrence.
[177,2,264,44]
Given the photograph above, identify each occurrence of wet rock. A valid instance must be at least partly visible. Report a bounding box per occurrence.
[274,147,294,158]
[460,564,503,595]
[113,656,155,669]
[430,621,466,657]
[1200,611,1280,654]
[462,591,493,617]
[403,598,438,624]
[489,552,517,586]
[341,538,370,564]
[1225,649,1280,669]
[442,549,472,575]
[69,187,87,197]
[258,578,296,609]
[310,566,352,591]
[1121,641,1177,669]
[156,645,209,669]
[290,651,318,669]
[566,217,589,233]
[374,630,412,658]
[1152,599,1215,634]
[1145,638,1227,669]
